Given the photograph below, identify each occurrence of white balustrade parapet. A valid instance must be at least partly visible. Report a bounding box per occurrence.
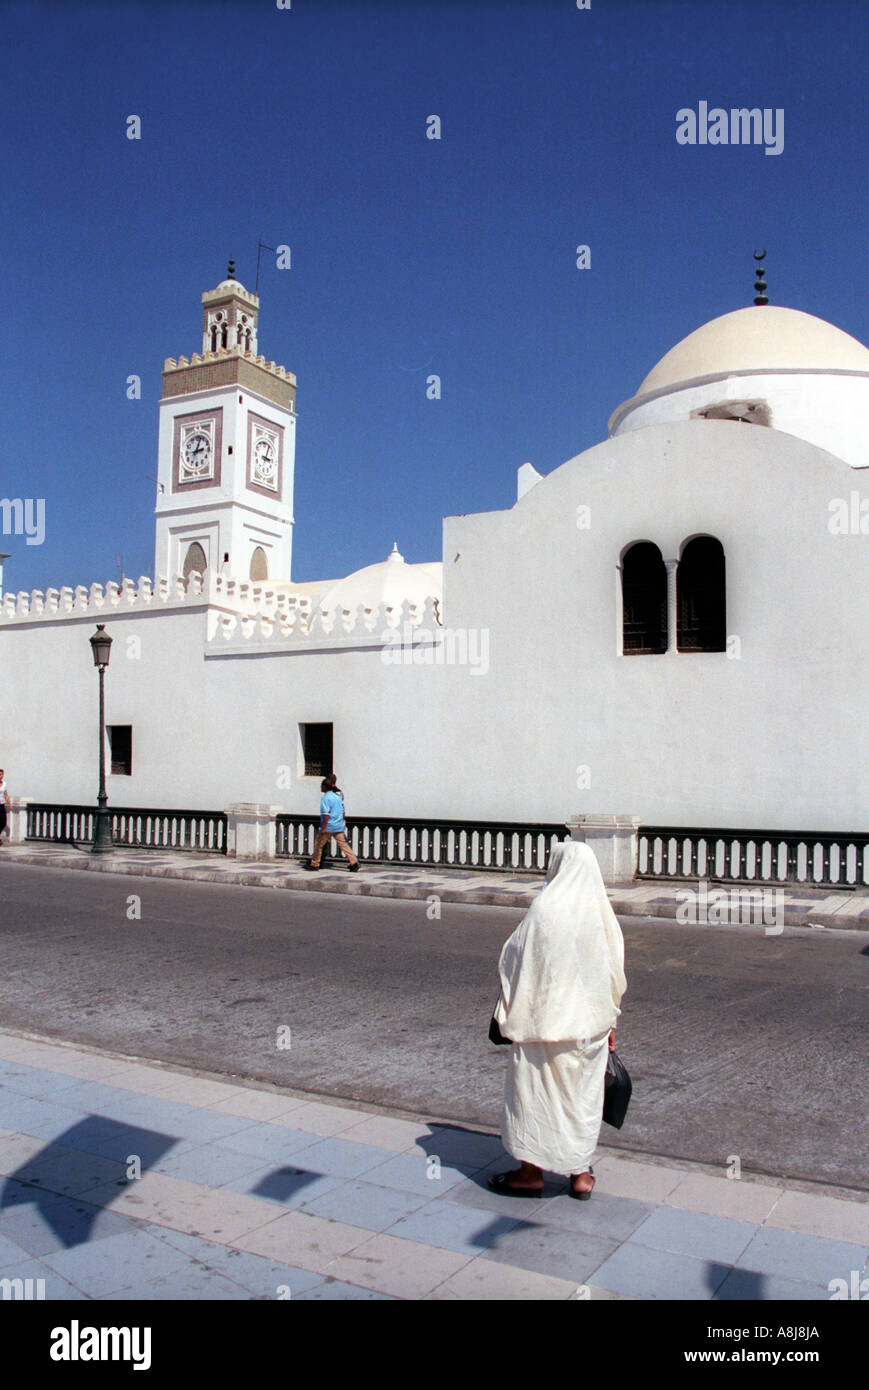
[566,813,642,885]
[226,803,283,859]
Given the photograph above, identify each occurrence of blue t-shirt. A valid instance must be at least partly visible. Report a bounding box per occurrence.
[320,790,345,832]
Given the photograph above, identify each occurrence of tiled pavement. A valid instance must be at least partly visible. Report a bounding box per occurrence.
[1,1029,867,1301]
[2,841,866,929]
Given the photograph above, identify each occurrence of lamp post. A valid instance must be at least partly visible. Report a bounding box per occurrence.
[89,624,113,854]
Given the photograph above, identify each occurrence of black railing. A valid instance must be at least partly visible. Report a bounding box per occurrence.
[27,805,864,886]
[277,815,564,873]
[27,805,96,845]
[26,805,228,854]
[638,826,869,889]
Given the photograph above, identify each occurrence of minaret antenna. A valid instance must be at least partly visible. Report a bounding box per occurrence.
[255,241,276,294]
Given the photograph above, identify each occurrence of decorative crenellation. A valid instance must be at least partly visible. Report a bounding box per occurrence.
[0,572,221,623]
[0,572,442,647]
[207,596,443,649]
[163,350,292,383]
[1,574,195,623]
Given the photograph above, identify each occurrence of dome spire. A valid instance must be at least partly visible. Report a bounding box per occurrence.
[752,248,769,306]
[227,258,237,281]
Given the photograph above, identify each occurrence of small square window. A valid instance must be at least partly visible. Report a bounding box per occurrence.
[108,725,132,776]
[301,723,332,778]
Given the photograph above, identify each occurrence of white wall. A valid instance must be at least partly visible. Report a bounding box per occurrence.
[1,419,866,833]
[438,419,868,830]
[0,603,450,817]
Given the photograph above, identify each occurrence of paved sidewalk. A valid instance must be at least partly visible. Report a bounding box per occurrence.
[1,841,866,929]
[0,1028,867,1301]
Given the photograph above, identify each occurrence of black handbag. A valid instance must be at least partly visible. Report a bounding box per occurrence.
[603,1049,632,1129]
[488,1005,511,1046]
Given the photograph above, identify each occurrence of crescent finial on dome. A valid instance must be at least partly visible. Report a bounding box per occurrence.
[753,248,769,306]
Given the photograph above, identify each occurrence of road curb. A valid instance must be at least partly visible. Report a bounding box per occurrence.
[1,848,865,929]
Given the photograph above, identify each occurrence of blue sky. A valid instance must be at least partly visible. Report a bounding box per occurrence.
[3,0,867,590]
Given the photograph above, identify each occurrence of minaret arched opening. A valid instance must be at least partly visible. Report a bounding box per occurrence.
[182,541,208,580]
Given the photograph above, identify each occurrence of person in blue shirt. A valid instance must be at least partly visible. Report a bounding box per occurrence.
[305,774,360,871]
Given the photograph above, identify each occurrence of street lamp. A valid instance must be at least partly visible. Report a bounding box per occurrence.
[89,624,113,854]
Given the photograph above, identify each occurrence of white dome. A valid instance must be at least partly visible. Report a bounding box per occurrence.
[636,306,869,399]
[320,544,442,615]
[609,305,869,462]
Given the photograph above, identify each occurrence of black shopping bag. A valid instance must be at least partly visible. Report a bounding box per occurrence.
[603,1050,632,1129]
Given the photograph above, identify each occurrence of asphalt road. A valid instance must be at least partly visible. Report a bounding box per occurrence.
[1,863,867,1192]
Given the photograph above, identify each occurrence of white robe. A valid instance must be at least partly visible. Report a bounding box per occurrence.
[504,1033,611,1176]
[494,841,627,1175]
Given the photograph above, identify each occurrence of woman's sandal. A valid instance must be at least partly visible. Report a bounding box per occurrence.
[568,1165,595,1201]
[487,1171,544,1198]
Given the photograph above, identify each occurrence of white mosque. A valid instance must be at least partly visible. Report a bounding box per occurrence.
[2,264,867,866]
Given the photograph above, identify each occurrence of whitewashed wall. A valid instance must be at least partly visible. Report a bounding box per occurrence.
[438,419,868,830]
[0,604,449,816]
[1,419,866,832]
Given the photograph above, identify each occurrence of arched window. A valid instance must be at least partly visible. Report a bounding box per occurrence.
[249,546,268,581]
[677,537,725,652]
[621,542,667,653]
[182,542,208,580]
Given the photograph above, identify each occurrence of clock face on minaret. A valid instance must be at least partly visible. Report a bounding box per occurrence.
[174,413,220,489]
[183,430,212,477]
[248,415,282,495]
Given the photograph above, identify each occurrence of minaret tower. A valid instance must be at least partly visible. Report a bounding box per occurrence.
[154,262,297,584]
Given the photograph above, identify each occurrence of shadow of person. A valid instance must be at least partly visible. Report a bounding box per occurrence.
[710,1263,767,1300]
[250,1167,331,1205]
[1,1116,177,1248]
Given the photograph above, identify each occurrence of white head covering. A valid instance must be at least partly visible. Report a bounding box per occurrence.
[494,840,627,1043]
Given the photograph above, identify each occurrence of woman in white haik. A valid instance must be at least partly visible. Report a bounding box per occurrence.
[488,839,627,1200]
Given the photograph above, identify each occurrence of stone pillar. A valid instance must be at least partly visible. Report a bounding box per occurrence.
[226,804,282,860]
[7,797,32,844]
[565,813,641,885]
[665,558,678,653]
